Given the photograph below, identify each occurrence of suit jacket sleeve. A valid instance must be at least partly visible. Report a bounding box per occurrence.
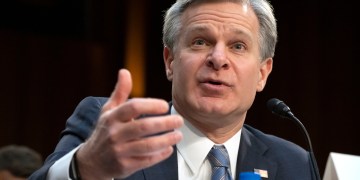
[28,96,108,180]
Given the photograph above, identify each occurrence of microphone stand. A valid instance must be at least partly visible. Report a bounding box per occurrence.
[286,112,321,180]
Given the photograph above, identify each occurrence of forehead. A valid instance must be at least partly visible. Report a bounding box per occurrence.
[181,1,259,31]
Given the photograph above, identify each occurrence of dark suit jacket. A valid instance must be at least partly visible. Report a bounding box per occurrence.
[29,96,315,180]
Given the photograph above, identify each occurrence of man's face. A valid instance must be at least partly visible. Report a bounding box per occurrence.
[164,1,272,124]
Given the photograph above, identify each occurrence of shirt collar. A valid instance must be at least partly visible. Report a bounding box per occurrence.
[171,106,241,175]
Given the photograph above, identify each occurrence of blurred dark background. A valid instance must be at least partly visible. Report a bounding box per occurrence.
[0,0,358,177]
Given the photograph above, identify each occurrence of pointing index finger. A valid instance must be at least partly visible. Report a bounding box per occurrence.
[110,98,170,122]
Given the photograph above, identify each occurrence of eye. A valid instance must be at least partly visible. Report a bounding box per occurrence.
[193,39,206,46]
[232,43,245,50]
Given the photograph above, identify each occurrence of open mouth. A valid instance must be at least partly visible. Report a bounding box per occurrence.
[203,79,230,87]
[208,80,223,85]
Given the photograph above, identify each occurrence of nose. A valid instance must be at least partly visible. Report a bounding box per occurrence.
[206,44,229,70]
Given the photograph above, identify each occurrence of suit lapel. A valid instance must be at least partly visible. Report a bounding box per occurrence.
[235,126,277,180]
[143,146,178,180]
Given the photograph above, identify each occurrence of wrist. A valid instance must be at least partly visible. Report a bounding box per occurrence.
[76,145,113,180]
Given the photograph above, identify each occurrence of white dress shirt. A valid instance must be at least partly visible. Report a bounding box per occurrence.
[47,105,242,180]
[173,106,241,180]
[47,145,80,180]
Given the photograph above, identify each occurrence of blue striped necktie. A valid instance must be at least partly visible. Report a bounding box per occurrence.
[208,145,233,180]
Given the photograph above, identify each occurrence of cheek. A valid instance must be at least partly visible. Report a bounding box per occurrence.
[172,55,203,90]
[235,70,259,107]
[174,53,203,74]
[235,64,261,89]
[172,58,189,83]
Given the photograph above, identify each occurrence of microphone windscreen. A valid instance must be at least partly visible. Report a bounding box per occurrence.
[266,98,290,118]
[266,98,280,112]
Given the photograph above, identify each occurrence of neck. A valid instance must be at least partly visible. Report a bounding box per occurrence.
[172,101,246,143]
[189,118,244,144]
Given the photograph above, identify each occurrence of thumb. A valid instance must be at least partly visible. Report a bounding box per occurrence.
[102,69,133,112]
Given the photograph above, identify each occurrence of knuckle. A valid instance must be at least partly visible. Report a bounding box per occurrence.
[127,102,139,113]
[131,121,150,135]
[142,140,157,152]
[127,99,140,112]
[144,141,156,151]
[138,121,151,132]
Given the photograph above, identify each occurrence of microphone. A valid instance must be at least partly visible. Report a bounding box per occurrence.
[266,98,321,180]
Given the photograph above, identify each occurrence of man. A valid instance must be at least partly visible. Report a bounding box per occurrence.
[29,0,316,179]
[0,145,43,180]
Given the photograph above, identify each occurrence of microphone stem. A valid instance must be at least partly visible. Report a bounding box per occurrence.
[289,113,321,180]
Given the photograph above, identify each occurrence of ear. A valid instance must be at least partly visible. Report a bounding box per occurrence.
[163,46,174,81]
[256,58,273,92]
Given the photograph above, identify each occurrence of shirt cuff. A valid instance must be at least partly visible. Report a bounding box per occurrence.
[47,144,82,180]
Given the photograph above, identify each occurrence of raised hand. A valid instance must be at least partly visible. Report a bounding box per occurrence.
[76,69,183,180]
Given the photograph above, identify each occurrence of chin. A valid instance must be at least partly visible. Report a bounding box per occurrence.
[197,102,230,114]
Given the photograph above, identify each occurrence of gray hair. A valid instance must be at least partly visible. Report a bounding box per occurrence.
[162,0,277,61]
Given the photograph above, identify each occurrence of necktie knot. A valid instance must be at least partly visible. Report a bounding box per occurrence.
[208,145,230,168]
[208,145,232,180]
